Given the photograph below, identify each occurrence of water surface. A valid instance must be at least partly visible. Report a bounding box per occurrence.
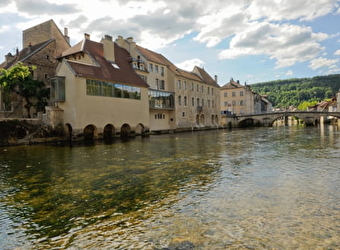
[0,125,339,249]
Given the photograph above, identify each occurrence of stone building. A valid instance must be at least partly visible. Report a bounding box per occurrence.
[115,36,221,132]
[220,79,272,125]
[0,19,70,117]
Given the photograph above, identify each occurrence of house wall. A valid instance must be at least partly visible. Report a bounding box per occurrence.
[220,85,255,115]
[23,19,70,52]
[57,63,149,135]
[175,78,220,128]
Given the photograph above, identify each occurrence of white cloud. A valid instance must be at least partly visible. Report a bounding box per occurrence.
[335,49,340,55]
[247,0,338,21]
[175,58,204,71]
[286,70,293,76]
[309,57,339,70]
[219,22,327,68]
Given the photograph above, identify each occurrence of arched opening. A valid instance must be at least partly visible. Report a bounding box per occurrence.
[238,118,261,127]
[135,123,145,136]
[196,114,200,126]
[211,114,215,125]
[200,114,205,126]
[120,123,132,138]
[64,123,73,141]
[215,114,219,126]
[84,124,97,140]
[103,124,115,139]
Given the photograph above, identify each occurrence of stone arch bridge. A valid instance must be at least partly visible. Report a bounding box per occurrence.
[236,111,340,127]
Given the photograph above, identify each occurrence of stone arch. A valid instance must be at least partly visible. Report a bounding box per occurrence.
[64,123,73,141]
[120,123,132,138]
[103,124,115,139]
[238,118,262,127]
[135,123,145,135]
[196,114,200,126]
[200,114,205,126]
[84,124,97,140]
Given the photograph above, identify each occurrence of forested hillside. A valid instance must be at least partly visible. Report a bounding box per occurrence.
[250,74,340,109]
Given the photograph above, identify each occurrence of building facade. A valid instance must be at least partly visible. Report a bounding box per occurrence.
[51,34,150,139]
[220,79,272,125]
[115,36,221,132]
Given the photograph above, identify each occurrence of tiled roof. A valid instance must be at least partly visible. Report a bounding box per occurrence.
[220,80,244,89]
[137,45,205,82]
[61,39,149,88]
[0,39,54,69]
[194,66,220,87]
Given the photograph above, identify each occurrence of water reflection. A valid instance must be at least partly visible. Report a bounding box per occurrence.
[1,126,340,249]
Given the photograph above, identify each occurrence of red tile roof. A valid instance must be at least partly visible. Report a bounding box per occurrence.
[60,39,149,88]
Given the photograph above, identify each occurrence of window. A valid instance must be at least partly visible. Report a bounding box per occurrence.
[86,79,141,100]
[192,97,195,106]
[212,100,214,108]
[182,112,185,117]
[184,96,187,106]
[156,78,159,89]
[178,95,182,106]
[224,101,228,107]
[148,90,174,109]
[224,92,227,97]
[178,80,181,89]
[155,65,159,73]
[212,88,214,95]
[208,87,210,94]
[149,63,153,72]
[161,66,164,76]
[201,85,204,93]
[240,100,244,106]
[197,98,200,106]
[202,99,204,107]
[240,91,244,96]
[208,100,211,108]
[232,92,236,97]
[197,84,199,92]
[191,82,194,91]
[184,81,187,90]
[160,80,165,90]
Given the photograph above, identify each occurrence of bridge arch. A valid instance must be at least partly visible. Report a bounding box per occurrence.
[236,111,340,127]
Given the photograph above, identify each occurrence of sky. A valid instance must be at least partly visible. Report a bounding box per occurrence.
[0,0,339,86]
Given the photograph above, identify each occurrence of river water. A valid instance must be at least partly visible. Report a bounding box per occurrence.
[0,125,339,250]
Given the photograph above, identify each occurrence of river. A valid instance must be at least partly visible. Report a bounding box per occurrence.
[0,125,339,250]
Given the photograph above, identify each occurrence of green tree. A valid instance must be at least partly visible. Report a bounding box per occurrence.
[0,63,49,118]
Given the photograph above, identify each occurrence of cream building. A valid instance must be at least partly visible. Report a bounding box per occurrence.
[220,79,272,124]
[51,34,150,139]
[115,36,221,131]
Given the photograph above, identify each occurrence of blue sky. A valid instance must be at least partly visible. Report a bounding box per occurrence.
[0,0,339,86]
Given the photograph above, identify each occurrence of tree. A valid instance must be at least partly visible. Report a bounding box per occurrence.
[0,63,49,118]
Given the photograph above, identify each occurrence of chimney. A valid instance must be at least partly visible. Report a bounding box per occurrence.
[64,28,70,44]
[84,33,90,40]
[5,52,13,64]
[101,34,115,62]
[214,75,218,84]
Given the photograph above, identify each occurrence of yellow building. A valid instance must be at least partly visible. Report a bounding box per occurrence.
[51,34,150,139]
[220,79,272,125]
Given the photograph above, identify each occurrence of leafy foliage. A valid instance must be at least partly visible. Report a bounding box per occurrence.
[0,62,49,117]
[250,74,340,109]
